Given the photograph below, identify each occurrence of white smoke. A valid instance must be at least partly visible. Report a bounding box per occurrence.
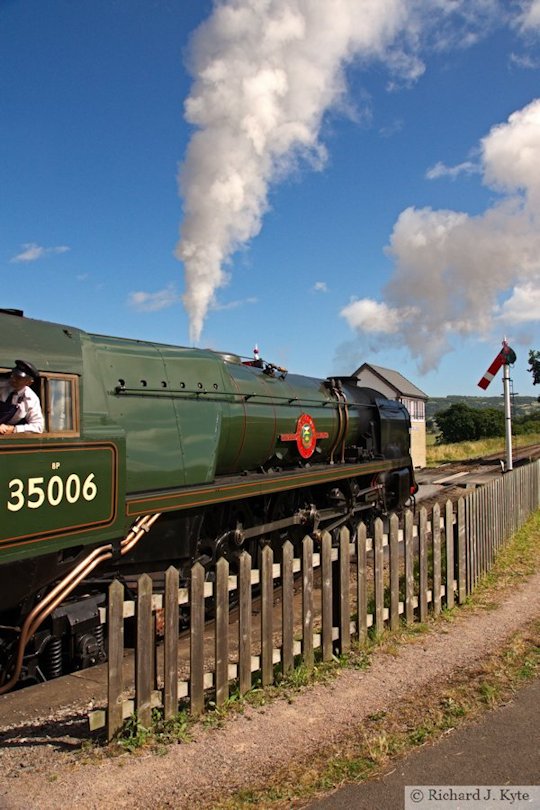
[342,98,540,371]
[177,0,504,344]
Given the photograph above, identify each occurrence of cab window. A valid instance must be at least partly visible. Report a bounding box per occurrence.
[42,374,79,435]
[1,368,79,436]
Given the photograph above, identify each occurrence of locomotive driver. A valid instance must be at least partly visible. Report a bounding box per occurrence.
[0,360,44,435]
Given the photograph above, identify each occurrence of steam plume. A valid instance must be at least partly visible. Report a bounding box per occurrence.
[177,0,499,344]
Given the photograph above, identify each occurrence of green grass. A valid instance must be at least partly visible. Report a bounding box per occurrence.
[113,708,191,752]
[426,432,540,465]
[470,511,540,595]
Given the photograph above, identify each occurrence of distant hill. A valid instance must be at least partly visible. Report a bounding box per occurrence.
[427,395,540,420]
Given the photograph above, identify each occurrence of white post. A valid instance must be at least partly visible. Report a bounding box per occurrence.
[503,362,513,472]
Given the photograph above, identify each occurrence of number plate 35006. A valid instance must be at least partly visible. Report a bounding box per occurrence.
[0,444,118,547]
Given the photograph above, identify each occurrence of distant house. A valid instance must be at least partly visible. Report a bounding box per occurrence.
[352,363,428,469]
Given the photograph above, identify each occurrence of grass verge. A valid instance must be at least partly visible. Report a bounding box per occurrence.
[426,432,540,465]
[214,620,540,810]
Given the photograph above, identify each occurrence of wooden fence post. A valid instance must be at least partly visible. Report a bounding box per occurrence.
[190,562,205,717]
[339,526,351,653]
[163,566,179,720]
[445,500,455,610]
[238,551,252,695]
[107,579,124,741]
[494,478,500,553]
[374,518,384,634]
[502,471,508,543]
[472,490,479,583]
[485,483,491,568]
[478,488,484,576]
[465,493,471,590]
[404,510,414,624]
[321,531,333,662]
[498,476,504,550]
[487,484,493,568]
[481,486,487,575]
[261,545,274,687]
[281,541,294,678]
[215,557,229,707]
[471,490,479,587]
[136,573,153,729]
[432,504,441,617]
[457,498,466,604]
[520,467,525,525]
[418,507,428,623]
[356,522,368,643]
[302,535,314,671]
[389,514,400,630]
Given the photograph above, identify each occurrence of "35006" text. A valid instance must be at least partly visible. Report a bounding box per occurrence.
[7,473,98,512]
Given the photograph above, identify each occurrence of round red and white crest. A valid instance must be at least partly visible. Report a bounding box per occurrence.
[279,413,329,459]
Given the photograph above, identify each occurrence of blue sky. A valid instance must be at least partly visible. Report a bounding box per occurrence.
[2,0,540,397]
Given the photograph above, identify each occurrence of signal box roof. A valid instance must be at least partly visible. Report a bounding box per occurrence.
[353,362,428,401]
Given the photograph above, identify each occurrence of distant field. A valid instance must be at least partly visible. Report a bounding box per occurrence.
[426,432,540,465]
[426,395,540,420]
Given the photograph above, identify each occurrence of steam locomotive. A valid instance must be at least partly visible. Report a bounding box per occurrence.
[0,309,417,689]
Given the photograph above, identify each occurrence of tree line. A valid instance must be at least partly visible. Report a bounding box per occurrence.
[432,403,540,444]
[430,349,540,444]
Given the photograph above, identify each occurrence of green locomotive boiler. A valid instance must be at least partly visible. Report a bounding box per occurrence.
[0,308,417,689]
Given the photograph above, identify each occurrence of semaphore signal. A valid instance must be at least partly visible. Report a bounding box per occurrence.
[477,340,516,390]
[478,339,516,472]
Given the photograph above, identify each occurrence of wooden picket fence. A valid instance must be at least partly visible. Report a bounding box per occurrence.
[90,460,540,740]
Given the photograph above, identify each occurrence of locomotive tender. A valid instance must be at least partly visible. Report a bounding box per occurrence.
[0,308,417,689]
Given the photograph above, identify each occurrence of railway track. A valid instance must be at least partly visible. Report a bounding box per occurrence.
[415,442,540,511]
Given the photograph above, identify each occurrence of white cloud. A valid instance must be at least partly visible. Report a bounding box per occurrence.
[379,119,404,138]
[515,0,540,32]
[509,51,540,69]
[343,98,540,372]
[313,281,328,293]
[481,99,540,202]
[425,160,481,180]
[210,296,258,311]
[10,243,70,263]
[495,283,540,324]
[127,284,180,312]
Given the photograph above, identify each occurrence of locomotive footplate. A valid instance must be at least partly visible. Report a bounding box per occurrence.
[125,457,411,518]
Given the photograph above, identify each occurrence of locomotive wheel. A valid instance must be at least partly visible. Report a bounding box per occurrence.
[267,489,315,558]
[337,479,367,543]
[195,501,262,617]
[196,501,261,571]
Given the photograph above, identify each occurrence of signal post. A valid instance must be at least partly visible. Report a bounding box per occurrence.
[478,340,517,473]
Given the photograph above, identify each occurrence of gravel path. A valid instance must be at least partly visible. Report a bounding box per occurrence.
[1,570,540,810]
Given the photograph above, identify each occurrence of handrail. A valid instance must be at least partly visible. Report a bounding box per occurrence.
[113,386,376,410]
